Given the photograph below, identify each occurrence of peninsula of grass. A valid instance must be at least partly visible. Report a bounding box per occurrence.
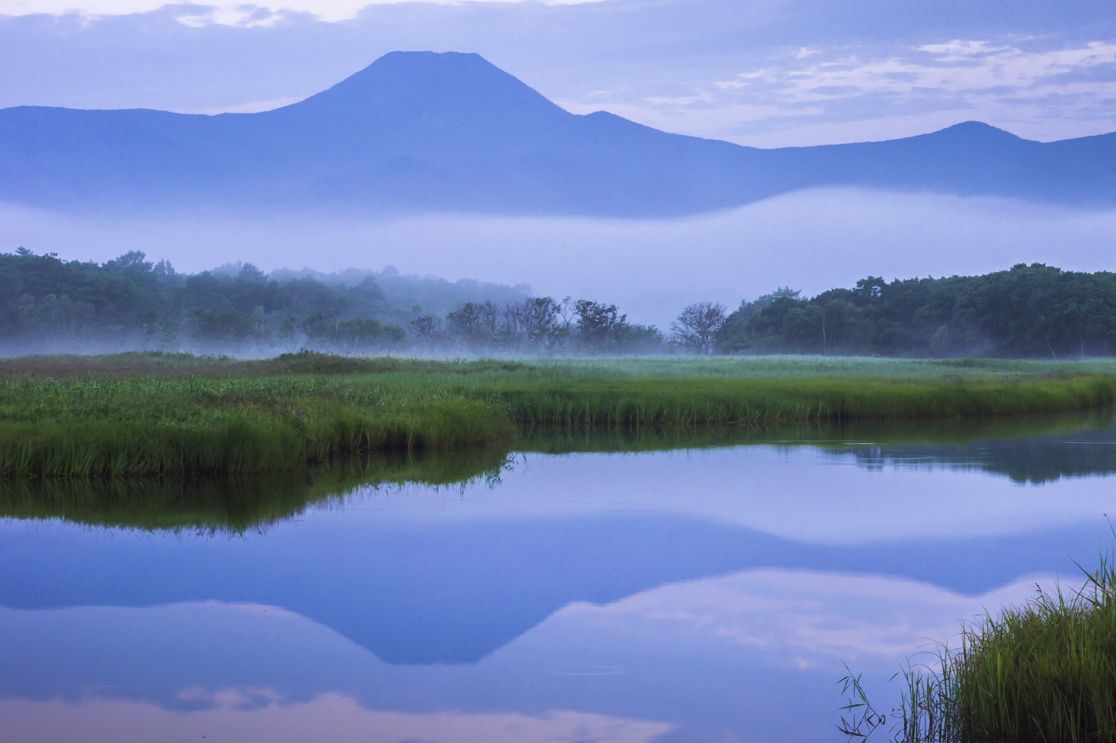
[3,352,1116,479]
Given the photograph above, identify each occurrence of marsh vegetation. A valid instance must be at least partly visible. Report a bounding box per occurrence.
[2,351,1116,479]
[842,550,1116,743]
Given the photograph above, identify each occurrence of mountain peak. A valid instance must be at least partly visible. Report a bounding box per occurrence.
[930,120,1023,142]
[375,50,488,66]
[292,50,566,123]
[351,50,495,81]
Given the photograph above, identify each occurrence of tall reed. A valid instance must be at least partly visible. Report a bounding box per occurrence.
[841,554,1116,742]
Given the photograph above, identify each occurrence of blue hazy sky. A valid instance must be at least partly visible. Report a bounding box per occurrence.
[1,0,1114,146]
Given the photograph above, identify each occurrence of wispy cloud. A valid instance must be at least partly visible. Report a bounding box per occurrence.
[174,5,290,28]
[588,38,1116,145]
[0,1,606,25]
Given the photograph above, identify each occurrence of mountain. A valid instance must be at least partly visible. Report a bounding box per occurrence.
[2,51,1114,217]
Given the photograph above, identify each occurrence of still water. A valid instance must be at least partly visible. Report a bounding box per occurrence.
[2,418,1116,742]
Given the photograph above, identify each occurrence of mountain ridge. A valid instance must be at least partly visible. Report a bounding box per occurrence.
[1,51,1113,217]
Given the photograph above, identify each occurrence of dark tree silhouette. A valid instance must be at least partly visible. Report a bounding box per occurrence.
[671,302,726,354]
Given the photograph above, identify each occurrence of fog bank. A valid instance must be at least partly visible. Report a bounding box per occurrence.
[3,189,1114,327]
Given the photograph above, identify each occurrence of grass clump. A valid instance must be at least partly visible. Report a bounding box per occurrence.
[841,555,1116,743]
[0,373,514,478]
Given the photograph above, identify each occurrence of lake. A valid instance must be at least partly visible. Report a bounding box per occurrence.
[2,415,1115,742]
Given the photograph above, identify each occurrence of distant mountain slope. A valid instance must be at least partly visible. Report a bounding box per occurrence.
[2,51,1114,217]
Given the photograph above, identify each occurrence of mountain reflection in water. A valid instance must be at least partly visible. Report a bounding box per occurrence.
[1,414,1115,742]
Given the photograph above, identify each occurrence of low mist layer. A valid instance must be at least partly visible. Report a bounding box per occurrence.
[2,189,1115,331]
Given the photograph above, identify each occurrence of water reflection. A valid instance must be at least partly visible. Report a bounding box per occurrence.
[827,418,1116,484]
[0,698,672,743]
[0,448,511,532]
[0,571,1066,743]
[1,415,1115,742]
[2,412,1113,534]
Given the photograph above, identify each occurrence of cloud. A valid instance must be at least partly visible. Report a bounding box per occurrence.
[0,1,606,25]
[571,568,1063,664]
[173,5,290,28]
[917,38,1014,59]
[611,37,1116,145]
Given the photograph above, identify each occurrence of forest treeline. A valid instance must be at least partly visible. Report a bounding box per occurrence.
[3,249,1115,357]
[716,264,1116,357]
[0,249,659,354]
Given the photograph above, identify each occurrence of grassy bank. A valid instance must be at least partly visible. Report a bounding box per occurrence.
[842,555,1116,743]
[3,352,1116,478]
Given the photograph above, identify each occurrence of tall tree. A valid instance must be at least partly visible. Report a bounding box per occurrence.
[671,302,726,354]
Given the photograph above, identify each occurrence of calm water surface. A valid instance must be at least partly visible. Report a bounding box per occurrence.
[3,419,1116,742]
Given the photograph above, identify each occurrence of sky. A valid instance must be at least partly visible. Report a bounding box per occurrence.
[2,0,1115,146]
[2,1,1115,318]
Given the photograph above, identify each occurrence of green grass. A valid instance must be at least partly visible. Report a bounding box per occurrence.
[842,553,1116,743]
[3,351,1116,479]
[485,375,1116,428]
[519,409,1116,456]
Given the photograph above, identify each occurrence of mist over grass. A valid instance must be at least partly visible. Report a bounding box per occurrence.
[3,189,1115,328]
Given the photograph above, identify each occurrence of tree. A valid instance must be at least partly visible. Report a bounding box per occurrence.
[671,302,726,354]
[446,301,499,348]
[410,314,441,343]
[613,323,664,354]
[153,259,177,280]
[238,263,267,282]
[105,251,153,274]
[191,309,259,346]
[511,297,569,350]
[716,288,800,353]
[574,300,624,351]
[332,318,405,352]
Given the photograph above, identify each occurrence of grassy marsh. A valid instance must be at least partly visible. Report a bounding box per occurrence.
[3,352,1116,478]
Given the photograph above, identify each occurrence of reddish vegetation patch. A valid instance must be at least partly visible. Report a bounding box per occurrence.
[0,356,237,379]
